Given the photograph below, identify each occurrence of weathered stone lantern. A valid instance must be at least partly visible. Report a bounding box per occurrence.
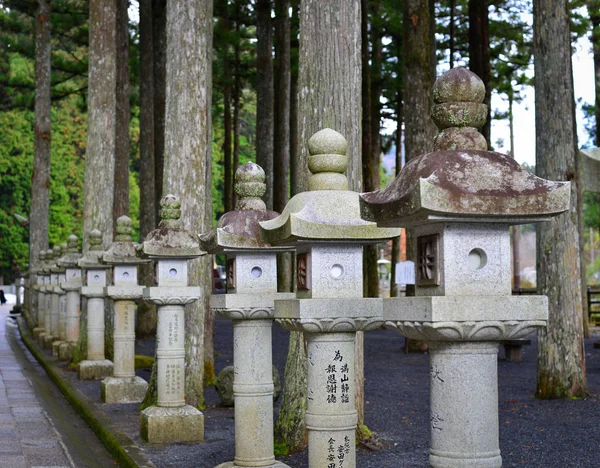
[57,234,83,361]
[260,129,399,468]
[40,247,57,348]
[138,194,205,443]
[199,162,294,468]
[360,68,570,468]
[32,250,47,340]
[101,215,149,404]
[51,243,69,356]
[78,229,114,380]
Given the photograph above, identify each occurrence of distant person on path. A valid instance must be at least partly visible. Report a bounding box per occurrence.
[0,290,6,304]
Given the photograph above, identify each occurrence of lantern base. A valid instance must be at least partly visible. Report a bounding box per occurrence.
[32,327,44,339]
[78,359,113,380]
[101,376,148,404]
[140,405,204,443]
[58,342,76,361]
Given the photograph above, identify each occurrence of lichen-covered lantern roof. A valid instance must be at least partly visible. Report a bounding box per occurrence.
[78,229,109,269]
[360,68,570,227]
[199,162,286,253]
[103,216,149,264]
[259,128,399,244]
[57,234,83,268]
[138,194,205,259]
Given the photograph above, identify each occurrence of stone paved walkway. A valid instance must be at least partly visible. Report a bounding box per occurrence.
[0,308,74,468]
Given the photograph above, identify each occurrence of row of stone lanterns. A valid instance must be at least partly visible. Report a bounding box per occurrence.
[20,67,568,468]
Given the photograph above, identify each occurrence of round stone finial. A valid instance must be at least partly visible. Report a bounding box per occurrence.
[46,248,54,260]
[306,129,349,191]
[67,234,79,251]
[39,250,46,261]
[431,68,488,151]
[159,194,182,228]
[89,229,103,251]
[53,245,62,259]
[115,215,133,241]
[234,162,267,211]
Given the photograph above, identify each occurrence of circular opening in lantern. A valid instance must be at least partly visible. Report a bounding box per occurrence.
[330,264,344,279]
[169,268,178,277]
[468,248,487,270]
[251,266,263,278]
[122,271,129,279]
[94,274,100,281]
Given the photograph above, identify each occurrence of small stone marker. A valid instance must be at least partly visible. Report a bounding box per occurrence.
[57,234,83,361]
[200,162,294,468]
[139,195,206,444]
[101,216,150,404]
[32,250,47,340]
[260,129,399,468]
[360,67,570,468]
[78,229,114,380]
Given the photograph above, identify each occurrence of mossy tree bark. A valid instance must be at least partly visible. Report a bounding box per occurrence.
[78,0,118,364]
[30,0,51,305]
[163,0,214,408]
[152,0,167,220]
[256,0,275,210]
[274,0,293,292]
[137,0,158,339]
[403,0,435,350]
[276,0,365,451]
[468,0,491,146]
[533,0,587,399]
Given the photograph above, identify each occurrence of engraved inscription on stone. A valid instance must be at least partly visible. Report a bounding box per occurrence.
[325,436,351,468]
[325,350,350,405]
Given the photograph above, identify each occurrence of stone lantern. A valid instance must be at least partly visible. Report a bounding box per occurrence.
[78,229,114,380]
[51,243,69,356]
[101,215,149,404]
[57,234,83,361]
[45,244,64,350]
[138,195,206,443]
[32,250,47,340]
[260,129,399,468]
[360,68,570,468]
[40,247,57,347]
[199,162,294,468]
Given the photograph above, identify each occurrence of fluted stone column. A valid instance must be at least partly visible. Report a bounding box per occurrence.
[78,229,113,380]
[101,216,149,404]
[200,162,294,468]
[360,68,569,468]
[260,130,399,468]
[139,195,206,443]
[58,234,83,361]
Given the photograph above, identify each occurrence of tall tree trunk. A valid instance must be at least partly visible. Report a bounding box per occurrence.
[508,92,521,291]
[403,0,436,300]
[232,20,241,208]
[256,0,275,210]
[114,0,130,229]
[468,0,491,146]
[449,0,455,69]
[533,0,587,399]
[274,0,292,292]
[223,15,233,214]
[163,0,214,407]
[390,95,403,298]
[361,0,376,300]
[81,0,118,364]
[276,0,364,451]
[30,0,51,276]
[137,0,158,339]
[153,0,167,220]
[289,0,299,196]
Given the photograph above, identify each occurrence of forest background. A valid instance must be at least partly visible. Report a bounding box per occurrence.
[0,0,599,285]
